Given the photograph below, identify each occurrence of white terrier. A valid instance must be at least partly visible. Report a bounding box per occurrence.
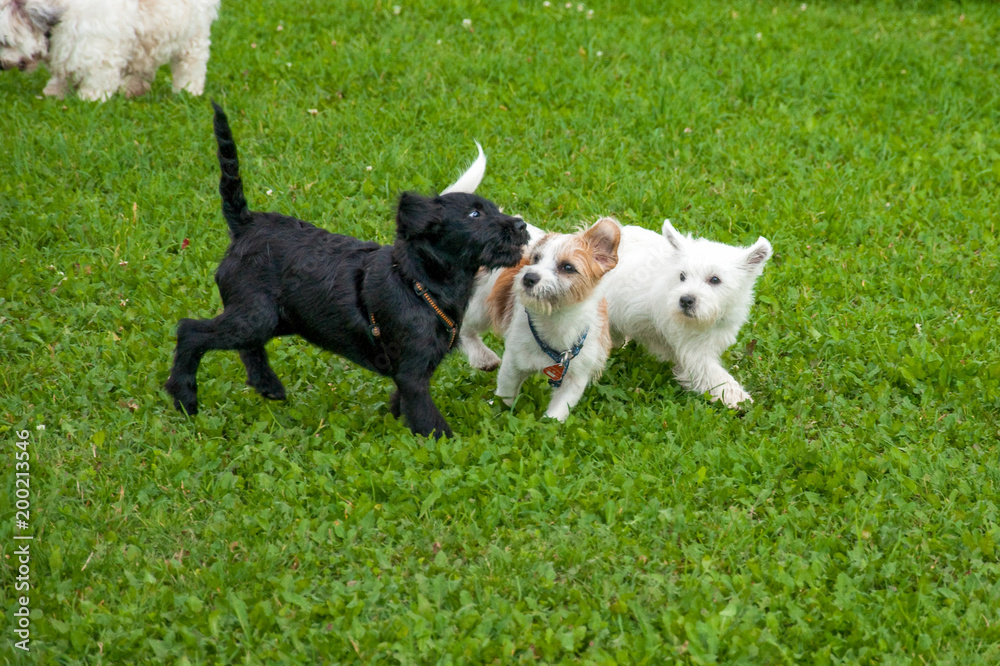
[605,220,772,408]
[0,0,219,101]
[463,218,621,421]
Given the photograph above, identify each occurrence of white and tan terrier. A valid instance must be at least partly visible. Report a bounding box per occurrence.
[462,217,621,421]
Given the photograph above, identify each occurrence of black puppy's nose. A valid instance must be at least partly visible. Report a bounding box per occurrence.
[522,272,540,289]
[679,295,696,310]
[513,218,527,234]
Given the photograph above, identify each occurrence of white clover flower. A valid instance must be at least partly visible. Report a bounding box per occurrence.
[366,166,373,171]
[36,425,45,431]
[543,1,550,6]
[266,189,273,195]
[393,5,401,15]
[756,32,762,40]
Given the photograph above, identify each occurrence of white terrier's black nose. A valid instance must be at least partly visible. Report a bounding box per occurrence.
[522,272,540,289]
[680,295,696,310]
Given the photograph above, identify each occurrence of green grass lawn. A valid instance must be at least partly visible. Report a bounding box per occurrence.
[2,0,1000,662]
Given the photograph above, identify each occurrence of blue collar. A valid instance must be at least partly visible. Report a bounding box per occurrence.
[525,309,588,388]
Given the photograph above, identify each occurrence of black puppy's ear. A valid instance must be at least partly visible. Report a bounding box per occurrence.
[396,192,441,240]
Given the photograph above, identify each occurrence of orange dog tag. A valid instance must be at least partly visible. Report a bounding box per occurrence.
[543,364,564,382]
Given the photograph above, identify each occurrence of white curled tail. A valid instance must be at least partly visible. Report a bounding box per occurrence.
[441,140,485,194]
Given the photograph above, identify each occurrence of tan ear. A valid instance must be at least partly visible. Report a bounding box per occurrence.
[582,217,621,273]
[486,257,529,331]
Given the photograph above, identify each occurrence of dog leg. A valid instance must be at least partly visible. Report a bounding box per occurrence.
[171,40,211,95]
[495,356,531,407]
[675,351,752,409]
[165,304,279,415]
[239,347,286,400]
[77,75,121,102]
[392,373,452,439]
[460,331,501,371]
[459,276,502,371]
[544,371,590,422]
[42,76,68,99]
[122,74,152,98]
[72,55,129,101]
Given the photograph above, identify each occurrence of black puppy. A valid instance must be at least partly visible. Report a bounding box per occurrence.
[165,103,528,437]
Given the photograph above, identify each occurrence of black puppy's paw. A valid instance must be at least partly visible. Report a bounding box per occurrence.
[423,421,453,440]
[165,375,199,416]
[248,376,286,401]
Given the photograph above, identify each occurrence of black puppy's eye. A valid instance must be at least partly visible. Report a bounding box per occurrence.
[680,272,686,282]
[709,276,721,285]
[468,210,481,218]
[561,263,576,274]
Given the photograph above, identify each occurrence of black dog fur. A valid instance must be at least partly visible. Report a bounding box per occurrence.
[165,103,528,437]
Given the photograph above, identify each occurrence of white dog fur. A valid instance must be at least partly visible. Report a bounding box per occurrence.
[468,218,620,421]
[0,0,220,101]
[604,221,771,408]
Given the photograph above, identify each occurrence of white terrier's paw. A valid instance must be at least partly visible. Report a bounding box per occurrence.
[713,383,753,410]
[42,77,68,99]
[77,85,115,102]
[123,76,151,98]
[466,343,501,372]
[545,404,570,422]
[499,395,515,407]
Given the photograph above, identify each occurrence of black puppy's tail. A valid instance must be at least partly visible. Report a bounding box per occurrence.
[212,101,253,239]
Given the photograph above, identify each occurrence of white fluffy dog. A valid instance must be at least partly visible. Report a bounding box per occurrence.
[0,0,219,101]
[464,218,621,421]
[605,220,771,408]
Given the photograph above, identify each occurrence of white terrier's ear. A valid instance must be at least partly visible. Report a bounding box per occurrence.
[584,217,621,272]
[661,219,685,252]
[744,237,772,272]
[441,141,485,195]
